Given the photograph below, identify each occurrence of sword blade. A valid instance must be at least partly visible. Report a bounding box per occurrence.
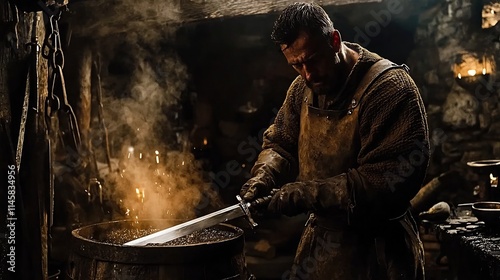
[124,203,246,246]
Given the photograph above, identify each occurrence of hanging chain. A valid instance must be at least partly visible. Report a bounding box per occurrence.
[43,12,61,126]
[42,9,81,152]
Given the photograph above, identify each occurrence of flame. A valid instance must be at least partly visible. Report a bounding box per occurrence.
[490,173,498,188]
[127,146,134,159]
[483,68,486,75]
[136,187,145,202]
[467,69,476,76]
[458,73,462,79]
[203,138,208,146]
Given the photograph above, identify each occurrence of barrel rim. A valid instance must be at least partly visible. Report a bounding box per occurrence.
[70,219,245,264]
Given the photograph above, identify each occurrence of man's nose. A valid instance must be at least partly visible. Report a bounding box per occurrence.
[303,65,314,82]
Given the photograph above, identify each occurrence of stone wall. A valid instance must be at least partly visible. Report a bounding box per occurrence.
[407,0,500,203]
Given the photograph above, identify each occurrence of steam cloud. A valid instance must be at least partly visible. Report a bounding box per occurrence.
[94,25,220,223]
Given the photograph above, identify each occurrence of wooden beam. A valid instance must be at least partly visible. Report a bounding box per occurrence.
[68,0,382,37]
[180,0,383,21]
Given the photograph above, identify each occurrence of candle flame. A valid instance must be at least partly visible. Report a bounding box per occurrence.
[467,69,476,76]
[457,73,462,79]
[127,147,134,159]
[203,138,208,146]
[490,173,498,188]
[483,68,486,75]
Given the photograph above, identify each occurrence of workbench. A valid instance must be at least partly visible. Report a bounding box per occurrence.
[435,218,500,280]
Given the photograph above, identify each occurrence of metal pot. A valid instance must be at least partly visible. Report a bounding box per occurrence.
[471,201,500,227]
[467,160,500,176]
[66,219,249,280]
[467,160,500,200]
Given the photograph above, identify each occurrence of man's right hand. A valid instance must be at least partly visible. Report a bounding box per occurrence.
[240,176,273,201]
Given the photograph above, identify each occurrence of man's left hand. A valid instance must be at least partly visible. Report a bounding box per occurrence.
[268,181,318,216]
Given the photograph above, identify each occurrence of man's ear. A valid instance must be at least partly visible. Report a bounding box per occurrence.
[331,30,341,52]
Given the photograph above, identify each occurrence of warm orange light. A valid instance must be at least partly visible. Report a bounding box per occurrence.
[490,173,498,188]
[454,53,493,79]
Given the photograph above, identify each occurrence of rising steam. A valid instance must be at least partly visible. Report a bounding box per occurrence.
[96,26,220,223]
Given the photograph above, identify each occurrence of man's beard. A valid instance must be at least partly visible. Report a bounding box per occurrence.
[307,81,330,95]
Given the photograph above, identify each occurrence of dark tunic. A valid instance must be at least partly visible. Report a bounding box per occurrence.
[252,42,430,279]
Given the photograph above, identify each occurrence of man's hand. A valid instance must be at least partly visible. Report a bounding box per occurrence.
[240,175,274,201]
[268,181,318,216]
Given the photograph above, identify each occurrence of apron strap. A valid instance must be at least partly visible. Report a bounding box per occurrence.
[350,59,406,109]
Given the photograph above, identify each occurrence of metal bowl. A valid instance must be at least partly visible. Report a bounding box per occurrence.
[472,201,500,226]
[467,160,500,176]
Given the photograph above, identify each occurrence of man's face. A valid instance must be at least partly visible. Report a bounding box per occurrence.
[281,31,337,95]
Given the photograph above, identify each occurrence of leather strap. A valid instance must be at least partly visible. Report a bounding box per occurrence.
[351,59,408,108]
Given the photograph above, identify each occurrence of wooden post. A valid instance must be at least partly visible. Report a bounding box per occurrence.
[65,39,93,150]
[0,3,49,279]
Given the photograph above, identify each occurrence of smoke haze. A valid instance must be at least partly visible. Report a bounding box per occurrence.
[93,24,220,223]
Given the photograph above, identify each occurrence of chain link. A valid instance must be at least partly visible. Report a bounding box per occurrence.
[42,8,81,151]
[43,12,62,120]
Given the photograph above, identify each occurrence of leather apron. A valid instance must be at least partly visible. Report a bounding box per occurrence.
[288,60,424,280]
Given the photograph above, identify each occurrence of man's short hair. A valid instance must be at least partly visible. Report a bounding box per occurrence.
[271,2,335,46]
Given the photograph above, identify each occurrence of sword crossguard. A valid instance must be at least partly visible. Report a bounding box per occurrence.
[237,195,258,228]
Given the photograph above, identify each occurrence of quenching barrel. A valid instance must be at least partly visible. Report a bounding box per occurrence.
[66,220,249,279]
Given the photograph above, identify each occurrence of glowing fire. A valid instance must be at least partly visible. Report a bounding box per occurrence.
[490,173,498,188]
[454,53,492,79]
[136,188,145,203]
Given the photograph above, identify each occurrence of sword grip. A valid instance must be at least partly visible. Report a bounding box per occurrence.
[250,188,279,208]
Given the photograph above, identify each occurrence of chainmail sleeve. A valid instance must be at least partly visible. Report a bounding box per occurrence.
[250,76,304,186]
[348,67,430,222]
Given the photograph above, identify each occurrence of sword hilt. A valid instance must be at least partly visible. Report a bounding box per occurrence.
[250,188,279,208]
[237,195,258,228]
[236,188,280,229]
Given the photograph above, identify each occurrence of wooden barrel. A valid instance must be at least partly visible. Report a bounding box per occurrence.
[66,220,248,280]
